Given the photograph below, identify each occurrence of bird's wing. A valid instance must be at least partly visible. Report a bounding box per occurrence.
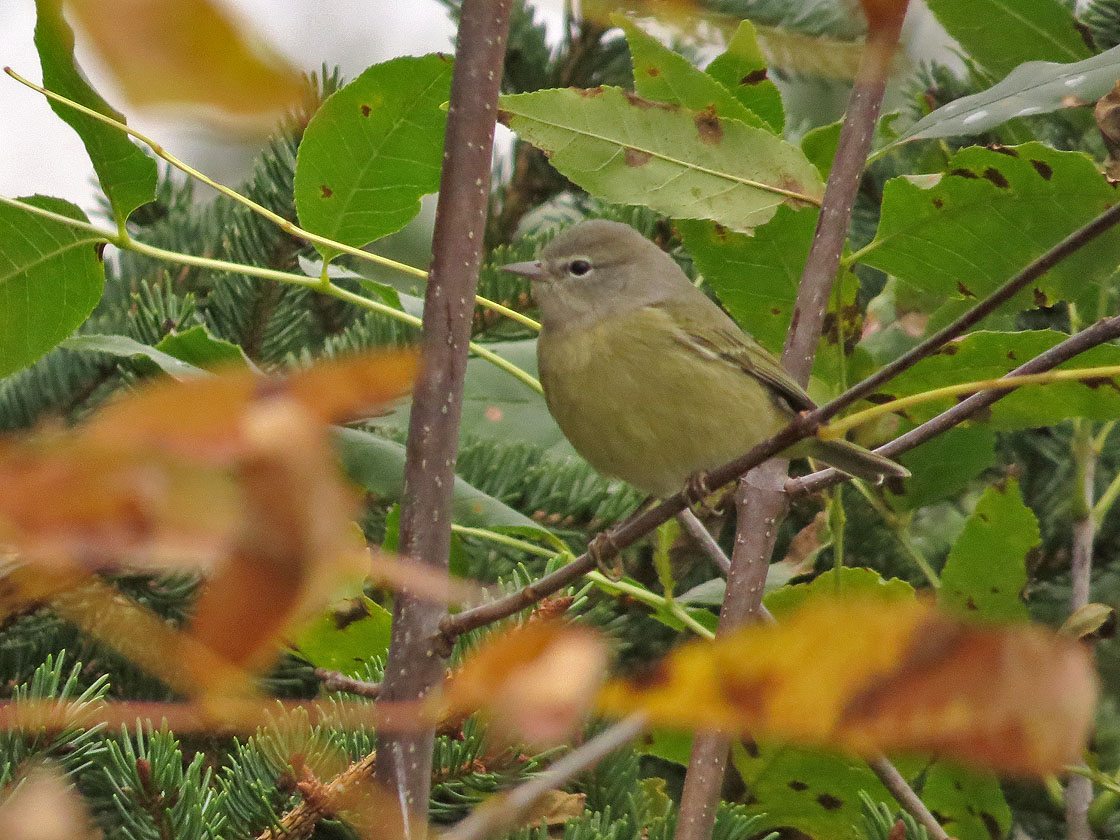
[664,310,817,412]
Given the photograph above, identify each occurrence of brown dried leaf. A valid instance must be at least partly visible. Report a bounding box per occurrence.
[444,621,609,749]
[598,596,1096,775]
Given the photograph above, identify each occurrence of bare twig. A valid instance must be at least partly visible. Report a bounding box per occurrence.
[257,751,378,840]
[314,669,381,700]
[675,4,910,838]
[787,314,1120,497]
[441,715,647,840]
[866,756,948,840]
[375,0,514,827]
[677,509,731,576]
[1067,420,1099,840]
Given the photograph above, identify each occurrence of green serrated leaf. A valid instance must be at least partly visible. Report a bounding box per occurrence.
[61,333,204,381]
[891,44,1120,147]
[0,196,105,378]
[878,330,1120,427]
[764,567,915,620]
[705,19,784,133]
[858,144,1120,309]
[731,740,894,840]
[295,54,453,261]
[921,762,1011,840]
[616,15,767,130]
[333,427,546,534]
[927,0,1092,78]
[499,86,822,234]
[34,0,157,225]
[154,325,256,371]
[939,478,1038,621]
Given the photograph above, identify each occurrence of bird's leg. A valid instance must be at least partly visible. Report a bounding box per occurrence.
[588,530,625,581]
[683,470,728,516]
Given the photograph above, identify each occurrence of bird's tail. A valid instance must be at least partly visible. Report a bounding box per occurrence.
[808,438,910,483]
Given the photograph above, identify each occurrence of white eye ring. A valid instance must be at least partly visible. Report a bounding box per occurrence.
[568,259,592,276]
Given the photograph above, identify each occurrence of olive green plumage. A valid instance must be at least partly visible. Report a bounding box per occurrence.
[504,220,908,497]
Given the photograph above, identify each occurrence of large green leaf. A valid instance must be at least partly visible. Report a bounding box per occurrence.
[617,16,768,130]
[920,762,1011,840]
[939,478,1038,622]
[731,740,895,840]
[890,45,1120,147]
[498,86,823,233]
[876,330,1120,427]
[679,205,818,354]
[295,54,453,262]
[927,0,1091,78]
[764,567,915,618]
[857,144,1120,309]
[0,197,106,378]
[333,428,545,533]
[61,334,205,380]
[705,19,784,133]
[34,0,157,225]
[886,425,997,513]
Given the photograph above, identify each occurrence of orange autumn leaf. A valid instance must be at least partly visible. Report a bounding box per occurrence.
[64,0,305,121]
[0,350,418,681]
[443,620,609,748]
[597,597,1096,775]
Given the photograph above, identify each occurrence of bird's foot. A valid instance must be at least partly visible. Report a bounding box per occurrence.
[683,470,724,515]
[588,531,624,581]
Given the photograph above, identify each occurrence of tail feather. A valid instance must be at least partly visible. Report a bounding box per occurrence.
[809,438,910,483]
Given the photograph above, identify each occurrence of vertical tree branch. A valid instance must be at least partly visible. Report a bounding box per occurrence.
[375,0,514,828]
[674,6,911,840]
[1067,420,1099,840]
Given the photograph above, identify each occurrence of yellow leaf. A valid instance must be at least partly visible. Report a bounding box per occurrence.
[65,0,305,120]
[598,596,1096,775]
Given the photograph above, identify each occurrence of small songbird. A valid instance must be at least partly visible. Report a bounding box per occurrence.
[502,220,908,498]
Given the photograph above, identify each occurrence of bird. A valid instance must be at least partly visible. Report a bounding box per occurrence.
[502,219,908,498]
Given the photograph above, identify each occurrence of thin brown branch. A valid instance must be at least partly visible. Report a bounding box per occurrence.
[866,756,949,840]
[787,313,1120,497]
[675,5,909,838]
[375,0,514,826]
[677,509,731,576]
[314,669,381,700]
[1067,421,1099,840]
[441,715,647,840]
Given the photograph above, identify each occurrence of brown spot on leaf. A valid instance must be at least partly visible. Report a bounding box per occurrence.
[981,812,1002,839]
[625,148,652,167]
[623,90,673,110]
[694,105,723,145]
[646,66,661,77]
[990,144,1019,157]
[1007,350,1017,361]
[817,794,843,811]
[496,110,512,127]
[771,307,782,315]
[933,197,944,209]
[361,104,371,117]
[740,68,768,85]
[957,281,976,298]
[951,168,979,179]
[983,168,1011,189]
[436,52,452,62]
[788,780,809,791]
[941,344,959,355]
[741,737,760,758]
[1081,376,1120,392]
[1030,159,1054,180]
[580,86,605,98]
[1033,288,1049,307]
[966,597,978,611]
[320,185,333,199]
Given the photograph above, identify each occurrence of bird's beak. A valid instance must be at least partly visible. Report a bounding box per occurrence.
[501,260,545,280]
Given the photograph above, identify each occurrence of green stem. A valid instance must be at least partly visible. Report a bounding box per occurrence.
[0,195,543,395]
[3,66,541,333]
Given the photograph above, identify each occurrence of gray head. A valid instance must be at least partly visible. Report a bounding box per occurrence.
[502,220,690,332]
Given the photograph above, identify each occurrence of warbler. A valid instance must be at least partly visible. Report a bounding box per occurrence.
[502,220,908,497]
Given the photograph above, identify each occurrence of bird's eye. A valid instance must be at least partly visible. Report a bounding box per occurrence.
[568,259,592,276]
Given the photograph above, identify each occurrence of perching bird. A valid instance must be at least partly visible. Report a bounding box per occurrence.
[503,220,907,497]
